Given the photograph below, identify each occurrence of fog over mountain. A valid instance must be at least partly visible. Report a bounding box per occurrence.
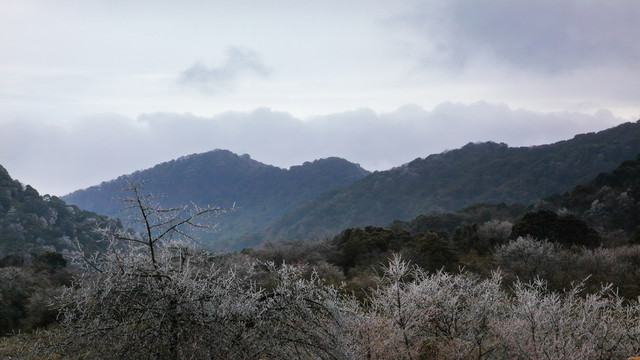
[1,0,638,196]
[1,103,626,196]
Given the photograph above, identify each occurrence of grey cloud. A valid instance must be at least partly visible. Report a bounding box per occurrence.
[0,103,627,196]
[178,47,269,93]
[405,0,640,73]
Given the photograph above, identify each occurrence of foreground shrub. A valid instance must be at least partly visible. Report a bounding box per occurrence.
[358,255,640,360]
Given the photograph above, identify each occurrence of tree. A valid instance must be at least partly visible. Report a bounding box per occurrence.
[253,262,363,360]
[402,231,459,272]
[334,226,410,275]
[477,219,512,248]
[502,279,640,359]
[494,236,564,283]
[510,210,601,248]
[55,181,238,359]
[362,255,640,360]
[364,255,508,360]
[53,181,362,359]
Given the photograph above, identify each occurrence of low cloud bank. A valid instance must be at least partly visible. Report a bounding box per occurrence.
[0,102,627,195]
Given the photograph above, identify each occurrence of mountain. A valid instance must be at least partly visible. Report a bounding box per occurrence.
[0,165,113,256]
[265,121,640,240]
[63,150,370,250]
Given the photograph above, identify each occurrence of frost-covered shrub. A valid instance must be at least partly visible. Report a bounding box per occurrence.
[53,182,362,360]
[360,255,640,360]
[495,235,565,283]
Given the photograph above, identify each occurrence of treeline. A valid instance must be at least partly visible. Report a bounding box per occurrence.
[249,213,640,301]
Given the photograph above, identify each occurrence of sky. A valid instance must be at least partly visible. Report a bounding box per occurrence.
[1,0,639,196]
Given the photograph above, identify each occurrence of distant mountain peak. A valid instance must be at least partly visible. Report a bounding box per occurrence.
[62,149,370,250]
[460,141,509,151]
[291,157,368,173]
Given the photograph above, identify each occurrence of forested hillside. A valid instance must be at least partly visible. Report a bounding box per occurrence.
[539,154,640,242]
[266,120,640,240]
[3,152,640,359]
[261,153,639,300]
[0,165,114,256]
[63,150,369,250]
[0,165,118,336]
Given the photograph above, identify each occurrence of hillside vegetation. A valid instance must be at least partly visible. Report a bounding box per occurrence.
[0,165,117,336]
[540,154,640,241]
[2,144,640,358]
[0,165,115,256]
[240,153,640,314]
[266,121,640,240]
[63,150,369,250]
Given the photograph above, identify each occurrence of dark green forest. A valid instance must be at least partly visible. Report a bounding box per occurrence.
[0,165,117,256]
[63,151,370,249]
[62,121,640,250]
[266,121,640,239]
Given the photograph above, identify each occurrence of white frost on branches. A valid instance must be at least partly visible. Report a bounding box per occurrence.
[49,182,640,359]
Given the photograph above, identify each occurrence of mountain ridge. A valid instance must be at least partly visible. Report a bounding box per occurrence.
[63,150,370,249]
[62,121,640,249]
[263,121,640,240]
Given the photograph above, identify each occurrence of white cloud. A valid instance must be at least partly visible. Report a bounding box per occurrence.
[0,103,628,196]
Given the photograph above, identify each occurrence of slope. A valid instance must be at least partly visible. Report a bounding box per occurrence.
[0,165,113,256]
[63,150,370,249]
[539,153,640,240]
[266,121,640,240]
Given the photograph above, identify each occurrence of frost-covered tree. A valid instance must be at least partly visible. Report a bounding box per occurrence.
[52,181,362,360]
[254,262,363,360]
[502,279,640,359]
[494,235,564,283]
[54,181,243,359]
[477,219,512,245]
[363,255,508,359]
[361,255,640,360]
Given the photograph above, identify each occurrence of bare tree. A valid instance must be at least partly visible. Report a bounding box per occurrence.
[54,180,249,359]
[494,235,564,283]
[254,262,363,360]
[52,181,363,359]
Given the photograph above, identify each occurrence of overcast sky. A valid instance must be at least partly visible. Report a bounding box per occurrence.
[1,0,638,196]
